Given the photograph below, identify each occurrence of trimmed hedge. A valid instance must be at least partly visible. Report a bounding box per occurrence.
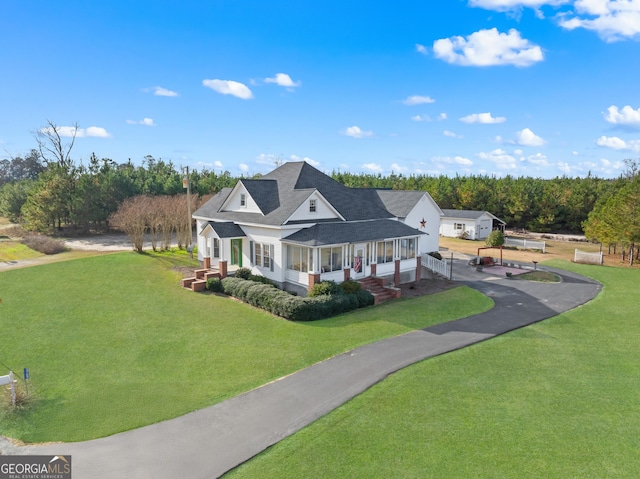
[220,277,374,321]
[205,277,223,292]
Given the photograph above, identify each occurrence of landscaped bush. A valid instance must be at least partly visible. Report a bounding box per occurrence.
[234,267,252,280]
[220,277,371,321]
[308,280,343,297]
[21,235,67,255]
[339,279,361,294]
[355,289,375,307]
[206,277,223,293]
[485,229,505,247]
[248,274,274,285]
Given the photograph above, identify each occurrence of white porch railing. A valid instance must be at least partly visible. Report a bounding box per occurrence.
[421,255,451,278]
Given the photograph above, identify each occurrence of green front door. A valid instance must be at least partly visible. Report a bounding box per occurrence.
[231,239,243,267]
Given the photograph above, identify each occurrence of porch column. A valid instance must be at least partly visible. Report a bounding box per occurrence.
[415,256,422,281]
[343,268,351,282]
[203,257,211,269]
[371,263,377,276]
[394,259,400,286]
[308,273,321,291]
[219,260,228,278]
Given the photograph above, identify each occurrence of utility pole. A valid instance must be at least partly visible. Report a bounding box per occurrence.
[184,166,193,247]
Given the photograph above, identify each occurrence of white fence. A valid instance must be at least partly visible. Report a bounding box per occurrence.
[422,255,451,278]
[574,249,603,265]
[505,237,546,253]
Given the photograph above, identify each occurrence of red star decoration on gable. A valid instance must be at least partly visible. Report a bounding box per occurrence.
[420,217,426,228]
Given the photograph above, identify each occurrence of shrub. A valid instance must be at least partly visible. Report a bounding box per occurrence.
[339,279,361,294]
[428,251,443,260]
[21,235,67,255]
[308,280,343,297]
[355,289,375,307]
[3,225,28,238]
[249,274,274,285]
[234,267,253,280]
[219,276,369,321]
[206,277,223,293]
[485,230,505,247]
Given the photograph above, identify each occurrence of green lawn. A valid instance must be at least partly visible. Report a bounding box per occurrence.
[0,252,492,443]
[226,261,638,479]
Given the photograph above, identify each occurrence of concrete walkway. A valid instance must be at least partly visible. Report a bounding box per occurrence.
[5,263,601,478]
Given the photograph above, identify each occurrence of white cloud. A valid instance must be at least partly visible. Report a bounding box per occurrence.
[460,112,507,124]
[516,127,547,146]
[239,163,249,172]
[341,126,374,138]
[559,1,640,41]
[596,135,640,151]
[438,112,448,121]
[443,130,462,138]
[411,115,431,122]
[391,163,409,172]
[433,155,474,166]
[477,148,518,169]
[214,161,224,168]
[41,125,111,138]
[290,154,320,167]
[153,86,179,97]
[557,162,573,174]
[202,79,253,100]
[433,28,544,67]
[572,150,579,156]
[126,118,155,126]
[362,163,383,172]
[525,152,550,166]
[603,105,640,128]
[403,95,436,105]
[416,43,428,54]
[514,148,523,155]
[264,73,301,88]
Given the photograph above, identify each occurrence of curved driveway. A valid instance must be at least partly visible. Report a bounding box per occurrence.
[7,262,601,478]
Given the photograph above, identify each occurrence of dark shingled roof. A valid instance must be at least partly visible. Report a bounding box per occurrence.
[373,190,431,218]
[193,162,395,226]
[281,219,426,247]
[201,221,246,238]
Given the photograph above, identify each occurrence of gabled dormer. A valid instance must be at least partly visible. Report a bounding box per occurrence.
[284,189,344,224]
[219,179,279,215]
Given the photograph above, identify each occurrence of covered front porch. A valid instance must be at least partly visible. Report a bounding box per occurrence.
[282,219,428,293]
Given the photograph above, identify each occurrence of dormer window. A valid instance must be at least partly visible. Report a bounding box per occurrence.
[240,194,246,207]
[309,199,317,213]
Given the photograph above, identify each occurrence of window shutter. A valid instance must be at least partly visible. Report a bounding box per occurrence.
[250,241,254,266]
[270,244,275,272]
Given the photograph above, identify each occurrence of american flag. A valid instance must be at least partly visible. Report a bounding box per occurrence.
[354,256,362,273]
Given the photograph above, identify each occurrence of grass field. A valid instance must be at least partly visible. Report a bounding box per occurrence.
[226,261,639,479]
[0,252,492,443]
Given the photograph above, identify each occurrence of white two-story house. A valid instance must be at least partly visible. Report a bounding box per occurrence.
[193,161,443,295]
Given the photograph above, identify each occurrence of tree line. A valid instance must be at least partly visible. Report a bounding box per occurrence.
[0,150,632,236]
[0,122,636,241]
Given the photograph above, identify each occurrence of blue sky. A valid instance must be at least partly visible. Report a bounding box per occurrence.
[2,1,640,178]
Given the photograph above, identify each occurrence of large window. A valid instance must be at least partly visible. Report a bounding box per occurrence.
[454,223,465,230]
[213,238,220,258]
[400,238,416,260]
[320,246,342,272]
[287,245,313,272]
[376,241,394,264]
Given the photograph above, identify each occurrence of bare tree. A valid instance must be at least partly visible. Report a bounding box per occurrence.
[109,195,151,253]
[35,120,78,168]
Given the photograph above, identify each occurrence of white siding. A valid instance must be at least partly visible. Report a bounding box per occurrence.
[286,191,341,223]
[440,218,477,240]
[403,194,442,255]
[221,184,262,214]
